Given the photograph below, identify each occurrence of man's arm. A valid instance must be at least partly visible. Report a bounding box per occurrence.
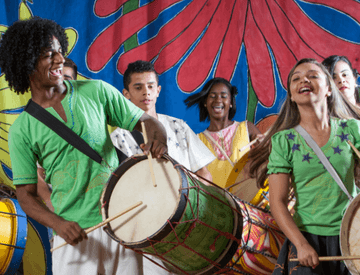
[133,113,168,158]
[36,167,54,212]
[16,184,87,245]
[195,166,213,186]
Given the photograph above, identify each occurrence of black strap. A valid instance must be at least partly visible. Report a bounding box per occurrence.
[25,99,103,164]
[115,130,144,164]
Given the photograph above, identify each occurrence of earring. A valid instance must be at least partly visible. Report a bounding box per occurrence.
[204,104,207,107]
[230,105,233,108]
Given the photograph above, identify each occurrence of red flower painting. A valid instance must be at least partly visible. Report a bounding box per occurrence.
[88,0,360,107]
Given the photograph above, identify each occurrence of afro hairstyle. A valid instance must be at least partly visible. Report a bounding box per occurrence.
[0,17,68,94]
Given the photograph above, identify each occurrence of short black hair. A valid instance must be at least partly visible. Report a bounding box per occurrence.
[64,57,77,80]
[123,60,159,90]
[0,17,68,94]
[184,77,238,122]
[322,55,360,103]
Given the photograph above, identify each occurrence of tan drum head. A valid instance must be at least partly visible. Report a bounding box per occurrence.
[101,156,185,247]
[340,193,360,274]
[226,152,259,201]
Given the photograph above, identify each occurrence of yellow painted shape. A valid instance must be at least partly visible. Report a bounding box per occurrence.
[23,222,46,275]
[19,1,33,20]
[0,200,16,274]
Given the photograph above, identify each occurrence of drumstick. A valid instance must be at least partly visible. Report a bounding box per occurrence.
[51,201,143,252]
[141,122,157,187]
[240,129,270,152]
[290,255,360,262]
[348,140,360,159]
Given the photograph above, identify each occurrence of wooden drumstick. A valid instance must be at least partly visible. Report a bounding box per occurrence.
[290,255,360,262]
[348,140,360,159]
[51,201,143,252]
[141,122,157,187]
[240,129,269,152]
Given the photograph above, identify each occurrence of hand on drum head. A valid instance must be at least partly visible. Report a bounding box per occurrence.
[296,242,319,269]
[55,220,88,246]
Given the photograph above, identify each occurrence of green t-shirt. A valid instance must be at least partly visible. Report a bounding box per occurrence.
[267,117,360,236]
[9,80,144,229]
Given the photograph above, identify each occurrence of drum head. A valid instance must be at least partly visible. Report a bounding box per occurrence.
[341,193,360,274]
[226,152,260,202]
[102,157,184,245]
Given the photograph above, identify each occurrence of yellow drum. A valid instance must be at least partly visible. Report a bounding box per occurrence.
[0,198,27,275]
[226,152,269,207]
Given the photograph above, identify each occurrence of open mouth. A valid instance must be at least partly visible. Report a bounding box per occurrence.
[299,87,312,94]
[50,68,62,77]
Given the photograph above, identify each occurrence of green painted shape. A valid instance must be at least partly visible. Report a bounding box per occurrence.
[123,0,139,52]
[144,177,236,272]
[246,73,258,123]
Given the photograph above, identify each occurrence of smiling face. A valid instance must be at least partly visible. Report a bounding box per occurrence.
[289,62,331,106]
[31,36,65,90]
[205,82,232,121]
[332,60,357,104]
[123,71,161,115]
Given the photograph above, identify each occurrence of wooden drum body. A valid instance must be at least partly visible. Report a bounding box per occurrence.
[101,155,243,274]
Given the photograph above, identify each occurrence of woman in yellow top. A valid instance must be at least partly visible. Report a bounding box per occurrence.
[185,77,261,188]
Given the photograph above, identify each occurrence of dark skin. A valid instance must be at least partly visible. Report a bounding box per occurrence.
[16,36,167,246]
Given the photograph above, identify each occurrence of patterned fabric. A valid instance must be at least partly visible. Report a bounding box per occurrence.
[204,122,239,160]
[272,233,350,275]
[111,114,215,172]
[199,121,250,188]
[220,200,285,275]
[268,118,360,236]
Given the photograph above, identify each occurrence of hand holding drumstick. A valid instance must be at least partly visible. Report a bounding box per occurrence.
[141,122,157,187]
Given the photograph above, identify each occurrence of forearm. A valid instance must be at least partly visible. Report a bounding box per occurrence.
[17,186,63,229]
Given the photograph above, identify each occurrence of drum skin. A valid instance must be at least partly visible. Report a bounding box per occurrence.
[0,198,27,275]
[101,155,243,274]
[226,152,269,207]
[340,192,360,274]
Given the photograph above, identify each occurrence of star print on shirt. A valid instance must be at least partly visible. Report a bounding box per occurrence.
[337,132,349,142]
[287,132,295,140]
[302,153,313,163]
[176,143,180,147]
[292,144,300,152]
[340,122,348,129]
[333,146,343,155]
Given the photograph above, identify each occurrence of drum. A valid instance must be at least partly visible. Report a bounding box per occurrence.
[226,152,269,207]
[220,199,285,275]
[101,155,243,274]
[340,193,360,274]
[0,197,27,275]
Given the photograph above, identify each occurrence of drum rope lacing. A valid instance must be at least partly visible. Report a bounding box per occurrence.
[103,155,284,275]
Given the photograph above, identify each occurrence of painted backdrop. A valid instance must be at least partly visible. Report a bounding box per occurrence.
[1,0,360,187]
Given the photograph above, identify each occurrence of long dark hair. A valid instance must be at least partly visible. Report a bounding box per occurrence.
[322,55,360,104]
[249,58,360,188]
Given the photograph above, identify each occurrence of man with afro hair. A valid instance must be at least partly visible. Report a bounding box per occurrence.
[0,17,169,274]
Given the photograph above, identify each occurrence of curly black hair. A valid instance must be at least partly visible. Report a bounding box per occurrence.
[184,77,238,122]
[123,60,159,91]
[0,17,68,94]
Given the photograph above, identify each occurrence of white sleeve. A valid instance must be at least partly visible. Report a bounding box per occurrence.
[184,122,216,172]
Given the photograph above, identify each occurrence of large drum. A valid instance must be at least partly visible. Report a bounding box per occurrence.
[0,197,27,275]
[0,185,52,275]
[340,193,360,274]
[226,152,269,207]
[101,155,285,274]
[101,155,242,274]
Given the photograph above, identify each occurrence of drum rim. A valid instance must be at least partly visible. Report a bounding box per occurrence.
[340,192,360,274]
[101,155,190,248]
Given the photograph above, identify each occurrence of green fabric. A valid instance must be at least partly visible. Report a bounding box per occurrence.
[9,80,144,229]
[268,118,360,236]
